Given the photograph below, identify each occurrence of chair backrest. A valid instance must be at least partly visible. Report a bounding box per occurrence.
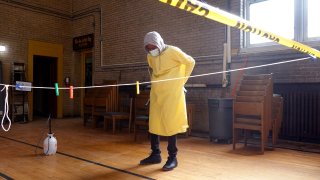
[85,88,97,96]
[93,80,119,112]
[237,74,273,102]
[103,80,119,112]
[118,92,129,110]
[237,91,265,96]
[134,92,150,117]
[234,102,263,116]
[84,97,94,106]
[234,74,273,129]
[84,88,98,106]
[91,89,116,113]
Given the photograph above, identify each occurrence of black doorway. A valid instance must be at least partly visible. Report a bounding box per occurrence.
[33,55,57,118]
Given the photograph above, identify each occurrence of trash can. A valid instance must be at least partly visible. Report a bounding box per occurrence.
[208,98,233,143]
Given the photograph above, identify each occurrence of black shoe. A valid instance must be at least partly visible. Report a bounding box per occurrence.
[162,157,178,171]
[139,154,162,165]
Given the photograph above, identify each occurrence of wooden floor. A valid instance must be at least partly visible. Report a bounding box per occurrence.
[0,118,319,180]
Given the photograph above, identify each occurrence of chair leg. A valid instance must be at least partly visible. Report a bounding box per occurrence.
[272,129,275,145]
[233,128,236,150]
[133,124,137,141]
[260,130,265,154]
[266,130,269,150]
[134,125,139,141]
[83,115,87,126]
[275,127,279,145]
[92,116,97,128]
[272,127,275,150]
[112,117,116,134]
[128,118,131,134]
[103,117,108,131]
[244,130,248,147]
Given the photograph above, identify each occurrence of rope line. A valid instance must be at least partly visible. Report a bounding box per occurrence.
[0,56,311,90]
[0,56,312,132]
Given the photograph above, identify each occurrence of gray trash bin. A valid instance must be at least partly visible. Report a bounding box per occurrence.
[208,98,233,143]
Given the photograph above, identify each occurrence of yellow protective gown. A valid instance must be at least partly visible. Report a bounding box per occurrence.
[147,45,195,136]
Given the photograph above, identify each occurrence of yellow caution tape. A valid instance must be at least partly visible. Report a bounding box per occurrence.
[159,0,320,59]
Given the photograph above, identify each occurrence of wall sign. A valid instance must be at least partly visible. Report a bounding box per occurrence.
[73,34,94,51]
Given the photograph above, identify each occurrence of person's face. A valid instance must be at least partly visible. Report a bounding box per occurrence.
[145,44,158,52]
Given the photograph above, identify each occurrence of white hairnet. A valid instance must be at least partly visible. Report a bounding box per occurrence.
[143,31,166,53]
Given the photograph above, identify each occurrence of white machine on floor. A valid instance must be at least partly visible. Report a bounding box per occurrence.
[43,115,57,155]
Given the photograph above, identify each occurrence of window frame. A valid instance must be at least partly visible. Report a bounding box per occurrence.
[241,0,320,53]
[303,0,320,42]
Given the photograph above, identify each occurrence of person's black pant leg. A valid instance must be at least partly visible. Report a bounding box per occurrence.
[150,133,161,155]
[167,135,177,158]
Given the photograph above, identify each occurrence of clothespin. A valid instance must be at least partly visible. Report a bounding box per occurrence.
[136,81,140,94]
[54,83,59,96]
[69,86,73,99]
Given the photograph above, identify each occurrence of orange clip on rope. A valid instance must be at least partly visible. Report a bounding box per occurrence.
[69,86,74,99]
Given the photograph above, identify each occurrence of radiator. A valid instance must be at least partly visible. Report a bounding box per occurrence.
[274,84,320,143]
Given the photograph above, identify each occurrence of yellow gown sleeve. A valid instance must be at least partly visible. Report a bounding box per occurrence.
[174,47,195,84]
[147,55,154,78]
[147,55,151,68]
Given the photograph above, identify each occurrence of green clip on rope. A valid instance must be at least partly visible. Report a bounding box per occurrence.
[54,83,59,96]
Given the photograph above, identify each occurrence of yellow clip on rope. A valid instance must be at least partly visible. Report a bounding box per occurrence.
[136,81,140,94]
[159,0,320,59]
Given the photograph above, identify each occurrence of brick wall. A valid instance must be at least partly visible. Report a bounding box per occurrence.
[71,0,230,133]
[1,0,318,133]
[98,0,226,68]
[76,0,320,134]
[72,0,100,13]
[21,0,72,13]
[231,51,320,86]
[0,0,74,116]
[86,0,228,133]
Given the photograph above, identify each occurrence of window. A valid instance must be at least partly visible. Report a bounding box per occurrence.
[245,0,320,47]
[307,0,320,39]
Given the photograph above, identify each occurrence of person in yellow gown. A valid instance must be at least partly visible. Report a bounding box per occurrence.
[140,31,195,171]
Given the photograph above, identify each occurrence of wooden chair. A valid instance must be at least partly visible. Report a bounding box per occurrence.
[103,80,119,112]
[103,95,133,134]
[272,95,283,145]
[92,88,110,128]
[133,92,150,141]
[233,74,273,154]
[92,80,119,128]
[83,88,98,126]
